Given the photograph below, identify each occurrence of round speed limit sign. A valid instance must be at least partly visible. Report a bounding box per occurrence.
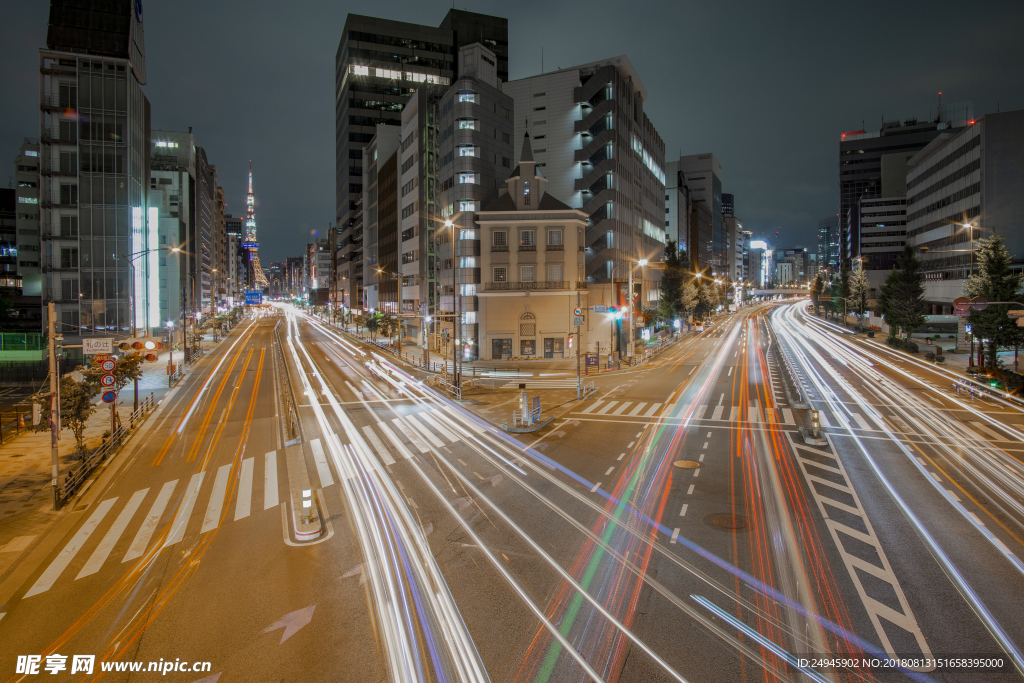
[100,359,116,372]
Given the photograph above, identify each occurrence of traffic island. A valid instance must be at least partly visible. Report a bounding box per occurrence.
[284,443,323,542]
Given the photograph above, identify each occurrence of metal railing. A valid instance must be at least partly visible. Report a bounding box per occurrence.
[56,394,155,504]
[484,281,569,291]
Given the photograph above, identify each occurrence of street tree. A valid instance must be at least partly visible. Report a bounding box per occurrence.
[377,312,400,341]
[831,266,850,323]
[365,313,380,340]
[810,274,824,315]
[965,234,1024,369]
[30,375,97,457]
[657,240,686,323]
[847,268,870,331]
[878,245,926,341]
[679,281,699,322]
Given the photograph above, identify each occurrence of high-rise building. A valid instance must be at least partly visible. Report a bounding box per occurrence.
[664,162,691,254]
[361,125,401,313]
[334,11,508,315]
[675,153,723,270]
[689,200,713,272]
[503,56,666,315]
[148,131,194,336]
[14,140,41,296]
[39,0,150,352]
[0,189,17,289]
[773,247,809,285]
[906,109,1024,307]
[224,213,243,304]
[839,108,968,265]
[723,215,744,282]
[817,216,839,277]
[435,43,514,358]
[721,193,734,217]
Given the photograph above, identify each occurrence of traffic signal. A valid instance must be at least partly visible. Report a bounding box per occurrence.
[117,337,165,361]
[567,335,573,349]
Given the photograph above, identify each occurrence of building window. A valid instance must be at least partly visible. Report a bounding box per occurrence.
[519,311,536,337]
[458,146,477,157]
[493,266,508,282]
[401,202,416,219]
[521,265,535,282]
[459,200,478,212]
[18,197,38,204]
[523,181,531,205]
[401,178,415,196]
[458,173,478,184]
[350,65,369,76]
[502,132,510,144]
[547,229,562,246]
[520,229,535,248]
[502,157,511,168]
[458,91,478,103]
[547,264,563,282]
[520,339,536,356]
[402,251,415,264]
[458,119,477,130]
[492,230,507,248]
[502,107,511,120]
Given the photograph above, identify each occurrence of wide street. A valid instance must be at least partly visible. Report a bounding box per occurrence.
[1,303,1023,682]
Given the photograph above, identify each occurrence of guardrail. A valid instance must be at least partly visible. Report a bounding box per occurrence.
[56,393,155,505]
[766,321,810,409]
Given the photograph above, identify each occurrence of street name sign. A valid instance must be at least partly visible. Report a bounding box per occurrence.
[1008,310,1024,318]
[593,305,608,313]
[83,338,112,355]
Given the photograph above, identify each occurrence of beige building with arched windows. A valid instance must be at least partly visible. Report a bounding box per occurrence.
[476,134,590,360]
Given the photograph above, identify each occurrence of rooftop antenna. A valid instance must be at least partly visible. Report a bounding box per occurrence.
[937,91,943,122]
[541,46,544,73]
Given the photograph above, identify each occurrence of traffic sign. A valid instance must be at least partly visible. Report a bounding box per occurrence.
[100,374,116,387]
[953,310,971,317]
[818,296,832,301]
[83,337,112,355]
[636,315,645,324]
[971,296,988,311]
[1009,310,1024,318]
[953,296,970,311]
[573,307,583,317]
[593,305,608,313]
[101,391,116,403]
[100,359,116,372]
[573,315,584,326]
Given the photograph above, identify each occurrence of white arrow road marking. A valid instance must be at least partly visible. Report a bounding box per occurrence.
[262,605,316,644]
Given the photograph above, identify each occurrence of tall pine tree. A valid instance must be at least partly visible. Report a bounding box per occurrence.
[878,245,926,341]
[965,234,1024,369]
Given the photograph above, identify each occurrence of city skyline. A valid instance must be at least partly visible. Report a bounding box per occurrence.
[2,0,1021,262]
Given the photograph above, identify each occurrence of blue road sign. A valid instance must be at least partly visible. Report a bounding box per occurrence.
[245,289,263,305]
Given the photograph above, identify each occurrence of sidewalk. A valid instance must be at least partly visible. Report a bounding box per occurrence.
[0,332,230,571]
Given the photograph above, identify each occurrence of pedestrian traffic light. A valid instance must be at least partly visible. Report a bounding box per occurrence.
[567,335,573,349]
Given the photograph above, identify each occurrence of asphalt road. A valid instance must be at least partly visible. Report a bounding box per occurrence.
[1,303,1022,682]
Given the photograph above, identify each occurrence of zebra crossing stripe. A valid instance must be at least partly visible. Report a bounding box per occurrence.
[711,406,724,421]
[850,413,872,431]
[611,402,632,415]
[201,464,232,533]
[362,425,396,466]
[165,473,205,546]
[377,421,416,460]
[25,498,117,598]
[627,402,647,416]
[419,412,454,441]
[595,401,619,415]
[310,438,335,488]
[77,489,148,580]
[729,406,738,421]
[579,400,604,414]
[235,457,253,521]
[783,408,795,425]
[264,452,279,510]
[407,414,446,448]
[125,479,177,562]
[392,418,429,454]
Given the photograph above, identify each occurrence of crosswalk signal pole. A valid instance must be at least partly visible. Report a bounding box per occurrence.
[576,290,582,399]
[48,302,60,510]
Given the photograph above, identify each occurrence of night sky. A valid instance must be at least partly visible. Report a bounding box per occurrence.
[3,1,1022,262]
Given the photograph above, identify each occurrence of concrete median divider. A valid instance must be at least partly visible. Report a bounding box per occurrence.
[284,442,323,541]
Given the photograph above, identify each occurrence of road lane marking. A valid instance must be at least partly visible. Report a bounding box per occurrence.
[590,482,601,492]
[688,367,695,375]
[201,464,232,533]
[969,421,1005,441]
[25,498,117,597]
[642,403,662,417]
[680,503,689,516]
[627,441,635,448]
[702,442,709,449]
[711,406,724,420]
[595,401,619,415]
[617,453,625,461]
[693,469,700,477]
[236,457,254,521]
[605,467,615,476]
[699,454,705,462]
[77,490,148,579]
[407,414,446,448]
[166,473,205,546]
[418,413,455,442]
[671,528,680,543]
[392,418,429,453]
[611,402,632,415]
[362,426,396,465]
[377,421,416,459]
[850,413,871,431]
[729,406,739,421]
[727,367,733,376]
[946,489,961,502]
[264,452,280,510]
[310,438,335,488]
[687,485,695,495]
[627,402,647,416]
[125,480,177,562]
[694,405,708,420]
[579,400,605,414]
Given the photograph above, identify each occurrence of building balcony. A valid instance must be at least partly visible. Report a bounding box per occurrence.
[518,245,536,252]
[545,244,563,251]
[484,281,570,291]
[39,161,77,177]
[490,245,508,252]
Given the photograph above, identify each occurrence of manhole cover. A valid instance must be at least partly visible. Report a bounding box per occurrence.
[673,460,701,469]
[709,514,748,530]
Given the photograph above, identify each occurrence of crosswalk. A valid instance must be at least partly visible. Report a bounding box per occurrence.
[578,400,663,417]
[23,408,468,599]
[24,453,283,599]
[498,379,579,389]
[573,399,798,425]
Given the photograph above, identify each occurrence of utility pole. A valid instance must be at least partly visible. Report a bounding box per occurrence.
[627,265,635,359]
[47,302,59,510]
[576,290,582,399]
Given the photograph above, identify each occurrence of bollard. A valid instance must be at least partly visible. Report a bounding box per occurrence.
[811,410,821,438]
[302,488,313,524]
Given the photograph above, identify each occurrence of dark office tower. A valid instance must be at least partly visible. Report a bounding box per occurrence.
[333,11,507,314]
[40,0,150,352]
[721,193,734,217]
[817,216,839,276]
[838,106,969,264]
